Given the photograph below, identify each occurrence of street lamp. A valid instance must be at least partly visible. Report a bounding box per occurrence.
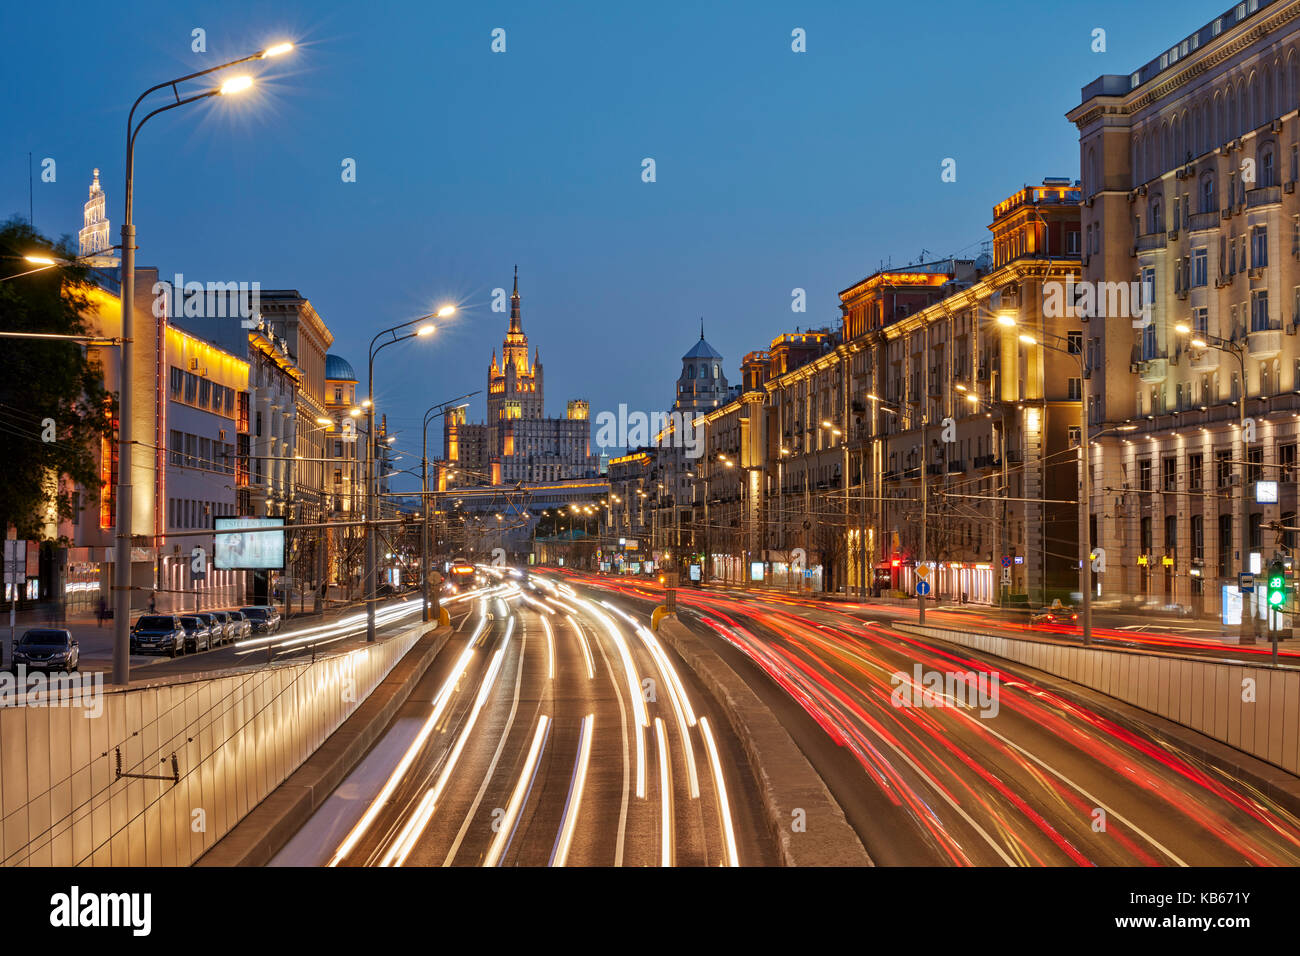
[421,393,477,623]
[1004,322,1094,646]
[1174,322,1257,644]
[867,393,930,621]
[112,41,293,686]
[364,306,454,641]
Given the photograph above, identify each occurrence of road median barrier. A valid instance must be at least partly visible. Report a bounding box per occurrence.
[656,615,872,866]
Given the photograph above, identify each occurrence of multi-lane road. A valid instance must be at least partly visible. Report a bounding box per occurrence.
[575,575,1300,865]
[270,569,1300,866]
[275,575,777,866]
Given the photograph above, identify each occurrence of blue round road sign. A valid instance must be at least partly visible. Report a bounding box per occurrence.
[917,581,931,596]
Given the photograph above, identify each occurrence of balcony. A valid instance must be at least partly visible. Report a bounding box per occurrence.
[1138,358,1168,382]
[947,460,967,473]
[1248,329,1283,358]
[1006,449,1023,464]
[1134,232,1167,252]
[926,463,944,477]
[1246,185,1282,209]
[1189,348,1219,371]
[973,454,1000,470]
[1188,210,1219,231]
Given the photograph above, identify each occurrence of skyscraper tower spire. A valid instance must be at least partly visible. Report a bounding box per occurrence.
[510,264,522,333]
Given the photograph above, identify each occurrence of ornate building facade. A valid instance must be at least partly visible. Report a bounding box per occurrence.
[445,269,598,485]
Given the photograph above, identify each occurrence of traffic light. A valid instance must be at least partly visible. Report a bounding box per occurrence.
[1267,560,1287,608]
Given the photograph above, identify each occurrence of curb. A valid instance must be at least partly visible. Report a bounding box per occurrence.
[195,622,454,867]
[897,623,1300,820]
[657,617,872,866]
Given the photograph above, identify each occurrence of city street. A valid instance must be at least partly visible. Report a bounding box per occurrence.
[276,579,775,866]
[562,571,1300,865]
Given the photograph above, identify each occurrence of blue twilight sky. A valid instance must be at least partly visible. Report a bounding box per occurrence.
[1,0,1228,486]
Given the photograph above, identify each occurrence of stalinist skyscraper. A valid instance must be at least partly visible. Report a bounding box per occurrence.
[445,268,598,485]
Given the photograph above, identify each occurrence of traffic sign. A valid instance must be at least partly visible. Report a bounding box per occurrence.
[1001,556,1012,568]
[916,581,931,596]
[915,564,931,581]
[1239,571,1254,593]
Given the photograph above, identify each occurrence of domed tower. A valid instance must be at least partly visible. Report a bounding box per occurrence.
[673,322,728,413]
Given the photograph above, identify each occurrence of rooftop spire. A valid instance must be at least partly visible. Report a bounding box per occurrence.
[700,316,705,340]
[509,265,522,334]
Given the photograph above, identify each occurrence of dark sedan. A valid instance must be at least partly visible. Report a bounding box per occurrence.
[12,629,79,672]
[178,615,213,653]
[130,615,186,657]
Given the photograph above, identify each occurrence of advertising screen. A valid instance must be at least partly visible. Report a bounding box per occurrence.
[214,517,286,570]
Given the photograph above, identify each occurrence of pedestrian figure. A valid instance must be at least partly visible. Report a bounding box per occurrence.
[96,597,106,626]
[148,594,157,614]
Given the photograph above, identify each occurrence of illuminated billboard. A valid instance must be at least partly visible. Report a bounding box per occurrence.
[214,517,285,570]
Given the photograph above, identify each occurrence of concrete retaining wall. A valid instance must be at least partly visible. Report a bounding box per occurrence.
[0,623,428,866]
[899,624,1300,777]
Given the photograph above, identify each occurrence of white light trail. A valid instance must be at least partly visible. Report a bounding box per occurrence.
[482,715,551,867]
[549,713,594,867]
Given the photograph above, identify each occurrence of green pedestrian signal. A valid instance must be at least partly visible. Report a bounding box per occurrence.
[1267,560,1287,608]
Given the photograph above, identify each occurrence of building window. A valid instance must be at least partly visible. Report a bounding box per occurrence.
[1189,452,1203,490]
[1138,458,1152,491]
[1067,330,1083,354]
[1219,513,1233,577]
[1192,248,1208,286]
[184,373,198,403]
[1192,514,1204,561]
[1251,225,1268,269]
[1193,307,1208,335]
[170,367,184,398]
[1216,449,1232,487]
[1201,174,1216,212]
[1163,456,1178,491]
[1068,378,1082,401]
[169,429,182,466]
[1251,289,1271,331]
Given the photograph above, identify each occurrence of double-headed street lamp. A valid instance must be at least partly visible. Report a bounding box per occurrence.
[421,393,477,623]
[1174,322,1257,644]
[1000,314,1094,647]
[866,392,933,623]
[112,41,294,686]
[363,306,454,641]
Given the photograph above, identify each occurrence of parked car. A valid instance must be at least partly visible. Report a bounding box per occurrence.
[12,629,79,672]
[208,610,236,645]
[130,615,186,657]
[240,605,281,634]
[225,610,253,641]
[177,615,213,653]
[194,612,225,646]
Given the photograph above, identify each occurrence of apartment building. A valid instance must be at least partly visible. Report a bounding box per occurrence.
[1068,0,1300,624]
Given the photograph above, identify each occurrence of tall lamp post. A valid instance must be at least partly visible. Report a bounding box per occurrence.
[866,393,930,623]
[421,394,476,623]
[113,41,294,685]
[1175,322,1256,644]
[1003,317,1094,646]
[364,306,453,641]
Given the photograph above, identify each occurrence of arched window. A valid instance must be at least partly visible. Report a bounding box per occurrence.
[1260,143,1276,187]
[1149,198,1163,233]
[686,365,695,380]
[699,363,707,379]
[713,363,720,379]
[1201,172,1216,212]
